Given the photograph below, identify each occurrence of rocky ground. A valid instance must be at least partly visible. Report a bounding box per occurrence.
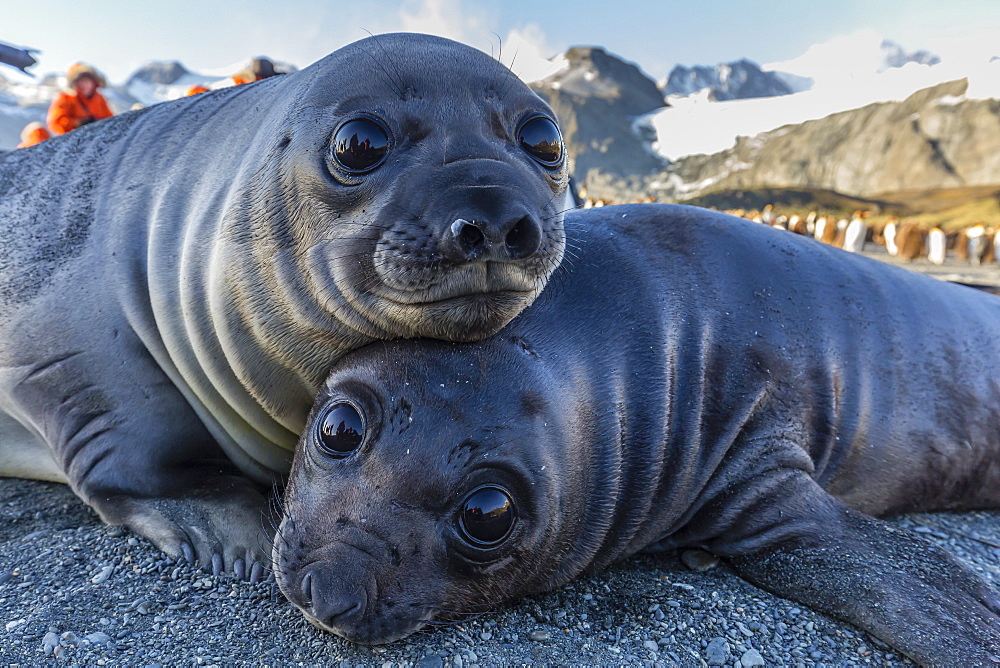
[1,478,998,667]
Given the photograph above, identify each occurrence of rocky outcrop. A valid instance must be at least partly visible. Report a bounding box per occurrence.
[641,79,1000,200]
[879,39,940,71]
[125,61,190,86]
[530,47,667,185]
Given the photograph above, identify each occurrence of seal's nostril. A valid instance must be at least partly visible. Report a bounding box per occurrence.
[313,593,365,627]
[505,216,542,259]
[300,572,314,606]
[301,570,367,627]
[451,219,485,251]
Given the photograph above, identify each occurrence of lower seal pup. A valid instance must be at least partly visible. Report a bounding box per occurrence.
[278,203,1000,663]
[0,33,568,579]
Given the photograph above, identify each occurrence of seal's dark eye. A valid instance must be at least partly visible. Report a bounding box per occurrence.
[332,118,390,173]
[315,401,364,457]
[517,116,562,167]
[459,486,517,546]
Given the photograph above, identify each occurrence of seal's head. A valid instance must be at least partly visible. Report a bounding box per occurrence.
[274,336,587,643]
[225,32,568,350]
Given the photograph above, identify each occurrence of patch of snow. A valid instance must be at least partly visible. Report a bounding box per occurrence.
[650,29,1000,160]
[932,94,967,106]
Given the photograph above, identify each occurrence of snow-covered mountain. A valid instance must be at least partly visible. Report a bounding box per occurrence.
[879,38,940,71]
[661,59,793,102]
[649,30,1000,161]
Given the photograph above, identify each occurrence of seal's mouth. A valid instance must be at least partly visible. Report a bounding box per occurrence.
[376,261,545,306]
[301,611,429,645]
[386,287,534,308]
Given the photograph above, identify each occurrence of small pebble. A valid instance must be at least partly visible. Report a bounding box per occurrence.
[42,631,60,655]
[741,648,766,667]
[680,549,721,572]
[706,637,730,666]
[529,630,550,642]
[86,631,112,647]
[91,565,114,585]
[643,640,658,653]
[414,655,444,668]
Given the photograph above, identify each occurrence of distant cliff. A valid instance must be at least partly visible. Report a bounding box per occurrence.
[529,47,667,185]
[659,79,1000,199]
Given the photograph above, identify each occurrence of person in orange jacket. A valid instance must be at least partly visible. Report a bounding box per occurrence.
[16,121,51,148]
[46,62,114,135]
[231,57,279,85]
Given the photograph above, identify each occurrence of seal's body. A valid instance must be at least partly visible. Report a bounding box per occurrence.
[0,33,568,577]
[281,204,1000,663]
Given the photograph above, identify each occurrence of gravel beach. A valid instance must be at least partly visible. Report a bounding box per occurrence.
[1,477,998,666]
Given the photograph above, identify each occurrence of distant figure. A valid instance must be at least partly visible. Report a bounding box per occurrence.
[927,228,946,265]
[884,218,899,256]
[16,121,50,148]
[965,224,990,265]
[47,63,114,136]
[832,218,849,248]
[813,216,828,241]
[232,57,279,85]
[842,212,867,253]
[818,217,839,246]
[895,223,926,261]
[185,84,210,96]
[787,214,808,235]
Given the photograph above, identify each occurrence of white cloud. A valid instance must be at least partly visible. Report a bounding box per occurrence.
[499,24,563,83]
[391,0,559,83]
[396,0,492,44]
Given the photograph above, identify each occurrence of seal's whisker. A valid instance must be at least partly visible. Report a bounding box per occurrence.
[543,202,585,221]
[497,44,524,103]
[364,30,409,100]
[382,200,422,220]
[356,41,404,99]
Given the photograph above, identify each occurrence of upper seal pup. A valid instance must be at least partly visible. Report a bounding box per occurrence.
[0,33,568,579]
[278,203,1000,663]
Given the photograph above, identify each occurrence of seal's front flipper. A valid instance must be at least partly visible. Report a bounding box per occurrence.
[2,343,275,581]
[91,473,274,582]
[711,474,1000,665]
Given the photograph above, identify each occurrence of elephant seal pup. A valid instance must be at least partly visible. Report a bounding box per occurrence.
[278,203,1000,663]
[0,33,568,579]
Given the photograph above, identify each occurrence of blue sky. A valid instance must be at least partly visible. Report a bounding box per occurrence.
[5,0,1000,83]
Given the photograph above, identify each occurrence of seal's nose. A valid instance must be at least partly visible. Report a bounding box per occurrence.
[447,214,542,262]
[302,570,365,628]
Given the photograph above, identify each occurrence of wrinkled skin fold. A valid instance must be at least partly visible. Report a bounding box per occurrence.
[278,204,1000,664]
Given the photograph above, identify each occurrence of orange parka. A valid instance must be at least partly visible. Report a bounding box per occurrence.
[46,90,114,135]
[16,122,51,148]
